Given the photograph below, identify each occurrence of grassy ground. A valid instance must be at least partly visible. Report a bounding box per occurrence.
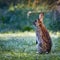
[0,32,60,60]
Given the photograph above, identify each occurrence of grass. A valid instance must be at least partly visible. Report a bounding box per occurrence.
[0,32,60,60]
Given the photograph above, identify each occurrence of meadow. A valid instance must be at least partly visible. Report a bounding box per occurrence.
[0,0,60,60]
[0,32,60,60]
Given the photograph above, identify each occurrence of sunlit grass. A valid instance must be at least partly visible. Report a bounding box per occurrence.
[0,32,35,37]
[0,32,60,60]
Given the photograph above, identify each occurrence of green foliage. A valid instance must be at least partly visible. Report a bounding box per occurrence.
[44,11,60,32]
[23,26,33,31]
[0,4,60,32]
[0,0,58,8]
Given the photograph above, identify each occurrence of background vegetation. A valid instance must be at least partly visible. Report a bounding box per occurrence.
[0,0,60,33]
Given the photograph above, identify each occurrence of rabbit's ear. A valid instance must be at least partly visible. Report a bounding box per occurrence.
[38,13,44,22]
[39,12,44,19]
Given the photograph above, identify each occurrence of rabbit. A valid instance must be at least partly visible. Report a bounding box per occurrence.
[33,12,52,54]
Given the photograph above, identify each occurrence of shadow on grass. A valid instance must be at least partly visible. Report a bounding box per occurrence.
[0,34,60,60]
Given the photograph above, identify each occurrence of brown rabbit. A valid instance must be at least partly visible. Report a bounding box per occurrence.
[33,12,52,54]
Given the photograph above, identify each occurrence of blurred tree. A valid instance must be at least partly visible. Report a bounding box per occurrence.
[0,0,59,8]
[33,0,39,7]
[0,0,60,32]
[28,0,31,6]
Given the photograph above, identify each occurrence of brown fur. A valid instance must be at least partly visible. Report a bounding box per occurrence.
[34,13,52,54]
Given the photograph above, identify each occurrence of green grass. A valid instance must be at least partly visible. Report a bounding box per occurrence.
[0,32,60,60]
